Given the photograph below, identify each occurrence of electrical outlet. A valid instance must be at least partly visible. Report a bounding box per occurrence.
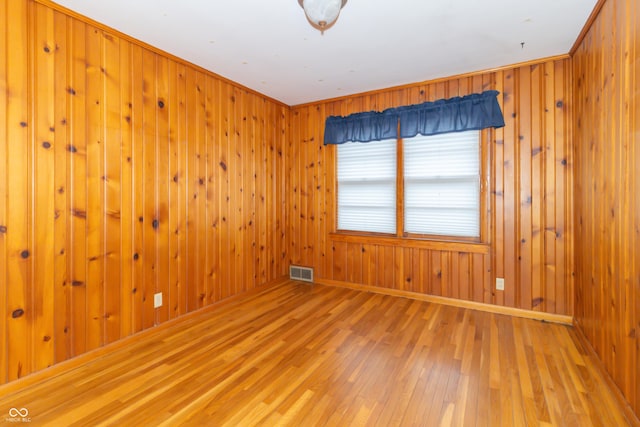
[496,277,505,291]
[154,292,163,308]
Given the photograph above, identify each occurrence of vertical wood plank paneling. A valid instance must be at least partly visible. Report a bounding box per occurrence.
[130,43,144,334]
[218,82,231,300]
[212,78,223,299]
[32,2,56,371]
[241,90,254,293]
[85,25,104,351]
[501,69,517,309]
[253,99,263,289]
[429,244,442,296]
[458,253,470,301]
[234,87,244,294]
[256,98,266,286]
[0,0,289,385]
[0,0,9,384]
[362,244,375,287]
[518,66,532,310]
[195,72,207,305]
[301,106,311,269]
[247,88,257,293]
[232,86,243,295]
[288,58,573,318]
[119,38,133,337]
[175,63,187,315]
[573,0,640,418]
[473,253,485,303]
[316,104,328,280]
[382,246,395,288]
[166,60,180,315]
[224,85,235,296]
[557,61,572,317]
[69,16,87,356]
[372,246,385,289]
[492,71,505,308]
[289,109,300,267]
[204,74,215,303]
[155,55,170,324]
[226,87,240,295]
[610,0,624,388]
[628,0,638,412]
[530,64,543,312]
[265,100,274,280]
[440,252,451,298]
[141,48,157,329]
[274,104,285,280]
[323,104,336,281]
[52,9,71,364]
[393,246,405,291]
[103,30,121,345]
[268,102,278,284]
[633,0,639,410]
[332,241,346,283]
[543,61,558,315]
[267,100,275,280]
[449,251,459,299]
[6,0,31,380]
[410,247,421,293]
[229,86,241,296]
[597,2,612,369]
[404,248,415,292]
[346,243,361,285]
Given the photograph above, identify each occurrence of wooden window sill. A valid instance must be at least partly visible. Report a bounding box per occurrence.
[329,232,490,254]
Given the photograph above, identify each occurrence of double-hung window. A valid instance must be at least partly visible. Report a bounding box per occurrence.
[336,130,483,241]
[337,139,397,234]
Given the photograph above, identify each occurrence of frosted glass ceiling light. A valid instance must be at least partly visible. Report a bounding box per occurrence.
[298,0,348,34]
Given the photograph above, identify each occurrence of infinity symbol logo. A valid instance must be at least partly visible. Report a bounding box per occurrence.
[8,408,28,417]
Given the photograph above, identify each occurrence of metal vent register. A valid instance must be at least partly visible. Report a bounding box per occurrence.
[289,265,314,283]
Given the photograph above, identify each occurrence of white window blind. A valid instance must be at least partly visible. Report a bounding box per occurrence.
[404,131,480,237]
[337,139,396,234]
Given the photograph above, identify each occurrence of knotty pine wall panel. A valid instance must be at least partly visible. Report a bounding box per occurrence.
[0,0,287,384]
[573,0,639,417]
[287,58,573,316]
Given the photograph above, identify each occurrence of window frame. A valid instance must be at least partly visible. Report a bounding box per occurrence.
[332,130,490,246]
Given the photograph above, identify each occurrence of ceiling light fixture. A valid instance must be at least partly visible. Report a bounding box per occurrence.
[298,0,347,34]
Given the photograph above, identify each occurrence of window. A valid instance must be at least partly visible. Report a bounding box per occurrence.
[337,139,396,234]
[336,130,482,240]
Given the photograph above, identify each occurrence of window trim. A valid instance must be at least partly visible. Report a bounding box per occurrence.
[332,130,490,245]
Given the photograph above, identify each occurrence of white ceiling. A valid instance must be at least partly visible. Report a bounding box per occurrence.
[52,0,596,106]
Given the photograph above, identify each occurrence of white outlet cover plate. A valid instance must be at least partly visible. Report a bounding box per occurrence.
[154,292,163,308]
[496,278,505,291]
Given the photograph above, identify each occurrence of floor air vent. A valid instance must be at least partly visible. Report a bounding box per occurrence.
[289,265,314,283]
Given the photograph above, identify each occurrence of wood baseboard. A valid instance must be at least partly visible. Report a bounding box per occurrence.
[0,275,289,396]
[315,278,574,325]
[572,319,640,427]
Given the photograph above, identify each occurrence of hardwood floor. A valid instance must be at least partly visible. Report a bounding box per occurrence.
[0,281,633,426]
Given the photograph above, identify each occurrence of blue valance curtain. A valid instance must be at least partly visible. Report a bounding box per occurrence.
[323,90,505,145]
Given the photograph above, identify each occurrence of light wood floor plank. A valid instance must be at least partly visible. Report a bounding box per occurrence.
[0,281,633,426]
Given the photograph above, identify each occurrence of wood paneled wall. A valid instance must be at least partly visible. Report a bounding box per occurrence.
[288,59,574,316]
[0,0,287,385]
[573,0,640,418]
